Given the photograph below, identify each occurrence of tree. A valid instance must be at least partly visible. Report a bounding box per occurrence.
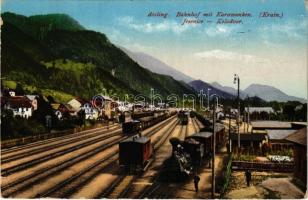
[283,103,296,121]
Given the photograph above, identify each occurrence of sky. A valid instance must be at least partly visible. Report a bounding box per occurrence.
[2,0,308,98]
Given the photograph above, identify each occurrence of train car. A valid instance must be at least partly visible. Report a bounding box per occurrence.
[182,138,204,166]
[122,120,142,135]
[199,123,225,149]
[186,131,213,159]
[119,136,153,172]
[178,110,189,125]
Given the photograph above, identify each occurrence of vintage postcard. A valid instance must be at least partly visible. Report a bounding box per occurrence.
[1,0,307,199]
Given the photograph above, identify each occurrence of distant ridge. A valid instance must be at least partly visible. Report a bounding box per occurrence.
[120,46,194,83]
[189,80,236,100]
[210,81,306,103]
[244,84,306,103]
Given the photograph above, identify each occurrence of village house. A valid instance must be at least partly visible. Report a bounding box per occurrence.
[67,97,87,113]
[2,96,33,118]
[51,103,72,120]
[285,127,307,186]
[25,95,38,110]
[81,103,99,120]
[265,129,296,152]
[8,89,16,97]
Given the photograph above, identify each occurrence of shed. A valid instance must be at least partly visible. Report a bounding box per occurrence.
[251,121,292,133]
[230,132,266,153]
[266,129,297,141]
[285,127,307,186]
[266,129,296,151]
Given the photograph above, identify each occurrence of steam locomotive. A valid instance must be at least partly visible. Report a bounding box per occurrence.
[160,131,213,181]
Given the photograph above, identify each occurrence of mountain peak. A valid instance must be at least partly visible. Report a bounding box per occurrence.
[244,84,306,102]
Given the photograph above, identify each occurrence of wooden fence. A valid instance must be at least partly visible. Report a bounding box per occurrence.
[232,160,294,172]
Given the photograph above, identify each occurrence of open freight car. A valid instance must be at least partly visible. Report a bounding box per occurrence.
[119,136,153,173]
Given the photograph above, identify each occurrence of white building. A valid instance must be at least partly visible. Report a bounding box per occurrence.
[81,103,99,120]
[245,107,274,114]
[4,96,33,118]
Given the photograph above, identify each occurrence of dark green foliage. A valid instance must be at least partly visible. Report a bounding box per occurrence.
[2,12,84,40]
[1,12,196,102]
[1,109,46,139]
[31,95,58,125]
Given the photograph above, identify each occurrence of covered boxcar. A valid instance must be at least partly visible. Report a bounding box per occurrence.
[200,123,225,149]
[186,131,213,159]
[182,138,204,167]
[119,136,153,172]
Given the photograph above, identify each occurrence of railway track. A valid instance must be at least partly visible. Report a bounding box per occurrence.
[1,128,122,176]
[99,119,179,199]
[118,118,191,199]
[1,125,121,164]
[1,115,177,198]
[136,119,195,199]
[1,123,119,154]
[180,124,188,139]
[38,117,178,198]
[191,117,200,133]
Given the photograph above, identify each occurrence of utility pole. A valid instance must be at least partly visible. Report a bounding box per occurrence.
[229,110,231,154]
[234,74,240,150]
[212,97,216,199]
[207,88,211,110]
[243,111,246,133]
[247,96,250,133]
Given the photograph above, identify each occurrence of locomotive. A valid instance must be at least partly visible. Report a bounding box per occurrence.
[160,131,213,182]
[178,110,189,125]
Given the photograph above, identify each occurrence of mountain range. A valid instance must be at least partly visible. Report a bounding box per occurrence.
[119,47,194,83]
[1,12,306,104]
[1,12,196,103]
[121,48,306,103]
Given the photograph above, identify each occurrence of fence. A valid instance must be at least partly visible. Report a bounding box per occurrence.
[232,160,294,172]
[219,155,233,197]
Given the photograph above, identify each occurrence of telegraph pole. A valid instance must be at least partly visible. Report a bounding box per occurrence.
[229,110,232,154]
[212,97,216,199]
[234,74,241,150]
[207,88,211,110]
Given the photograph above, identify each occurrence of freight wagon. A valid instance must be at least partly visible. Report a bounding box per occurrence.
[119,136,153,173]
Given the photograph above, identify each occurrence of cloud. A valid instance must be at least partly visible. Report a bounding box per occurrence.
[117,16,192,34]
[204,25,238,37]
[193,49,257,63]
[259,19,307,40]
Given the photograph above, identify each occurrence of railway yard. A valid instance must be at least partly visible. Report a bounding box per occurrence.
[0,111,225,199]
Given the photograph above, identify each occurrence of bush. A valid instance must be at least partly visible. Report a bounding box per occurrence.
[232,154,256,161]
[1,112,47,139]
